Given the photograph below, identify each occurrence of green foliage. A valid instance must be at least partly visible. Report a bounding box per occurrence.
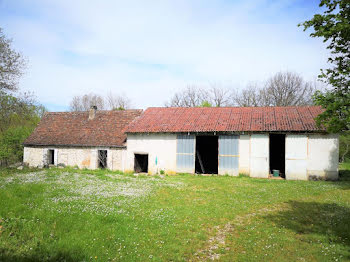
[313,89,350,132]
[0,126,32,164]
[199,100,212,107]
[0,28,45,166]
[0,27,26,92]
[0,92,44,165]
[340,131,350,162]
[113,106,125,110]
[300,0,350,132]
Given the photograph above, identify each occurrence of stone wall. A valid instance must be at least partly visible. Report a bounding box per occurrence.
[23,146,125,171]
[23,147,45,167]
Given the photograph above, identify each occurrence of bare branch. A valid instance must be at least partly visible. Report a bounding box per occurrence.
[69,93,105,111]
[106,92,131,110]
[234,72,318,107]
[165,84,232,107]
[264,71,315,106]
[208,83,233,107]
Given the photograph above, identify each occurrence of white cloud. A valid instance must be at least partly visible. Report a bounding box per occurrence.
[0,0,329,111]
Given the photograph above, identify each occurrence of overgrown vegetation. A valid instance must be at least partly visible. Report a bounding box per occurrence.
[0,166,349,261]
[0,28,45,166]
[340,132,350,162]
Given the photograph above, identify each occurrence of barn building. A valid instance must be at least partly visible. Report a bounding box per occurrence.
[23,106,339,180]
[23,107,142,170]
[125,106,339,180]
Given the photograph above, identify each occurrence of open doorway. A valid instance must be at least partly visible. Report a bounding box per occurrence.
[195,136,218,174]
[269,134,285,178]
[134,154,148,173]
[98,150,108,169]
[48,149,55,165]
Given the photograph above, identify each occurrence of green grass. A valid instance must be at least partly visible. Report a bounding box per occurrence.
[0,164,350,261]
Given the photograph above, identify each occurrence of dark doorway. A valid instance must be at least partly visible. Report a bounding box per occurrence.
[269,134,286,178]
[195,136,218,174]
[98,150,108,169]
[134,154,148,173]
[48,149,54,165]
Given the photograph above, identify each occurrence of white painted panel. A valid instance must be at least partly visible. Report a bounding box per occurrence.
[54,149,58,165]
[250,134,269,178]
[239,135,250,175]
[286,135,307,159]
[308,134,339,179]
[126,133,177,174]
[285,134,307,180]
[285,160,307,180]
[90,149,98,169]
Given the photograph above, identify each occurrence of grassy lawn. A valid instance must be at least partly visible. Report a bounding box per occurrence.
[0,164,350,261]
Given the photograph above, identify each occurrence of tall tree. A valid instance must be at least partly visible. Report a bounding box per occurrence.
[207,84,233,107]
[264,71,315,106]
[69,93,105,111]
[0,28,44,165]
[233,83,261,107]
[300,0,350,132]
[339,132,350,162]
[69,92,133,111]
[234,72,316,107]
[165,86,207,107]
[165,85,232,107]
[0,28,26,93]
[106,92,131,110]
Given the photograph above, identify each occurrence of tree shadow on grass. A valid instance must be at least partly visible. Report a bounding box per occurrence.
[339,167,350,181]
[263,201,350,258]
[0,249,84,262]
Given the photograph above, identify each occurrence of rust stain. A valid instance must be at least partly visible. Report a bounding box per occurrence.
[81,158,90,167]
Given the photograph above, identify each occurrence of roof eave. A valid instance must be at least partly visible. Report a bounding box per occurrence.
[22,143,126,148]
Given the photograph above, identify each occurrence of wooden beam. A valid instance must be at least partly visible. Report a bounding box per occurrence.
[196,150,205,173]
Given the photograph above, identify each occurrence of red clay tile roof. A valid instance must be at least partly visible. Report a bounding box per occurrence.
[125,106,325,133]
[24,110,143,147]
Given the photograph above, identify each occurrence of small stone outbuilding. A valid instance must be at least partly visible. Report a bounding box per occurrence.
[23,107,142,170]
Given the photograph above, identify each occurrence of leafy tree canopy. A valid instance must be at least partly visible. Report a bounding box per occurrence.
[0,27,45,165]
[299,0,350,132]
[0,28,26,92]
[200,101,212,107]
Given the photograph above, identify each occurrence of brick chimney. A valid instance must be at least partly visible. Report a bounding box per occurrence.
[89,105,97,120]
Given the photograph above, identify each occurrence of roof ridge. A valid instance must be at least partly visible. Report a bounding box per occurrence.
[146,105,321,110]
[45,109,143,114]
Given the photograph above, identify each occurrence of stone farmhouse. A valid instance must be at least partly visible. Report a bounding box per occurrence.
[23,107,142,170]
[23,106,339,180]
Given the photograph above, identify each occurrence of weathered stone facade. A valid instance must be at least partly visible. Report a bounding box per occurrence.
[24,146,125,171]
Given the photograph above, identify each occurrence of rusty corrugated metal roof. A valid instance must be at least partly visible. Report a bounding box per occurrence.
[126,106,325,133]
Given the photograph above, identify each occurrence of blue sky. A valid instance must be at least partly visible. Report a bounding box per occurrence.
[0,0,327,111]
